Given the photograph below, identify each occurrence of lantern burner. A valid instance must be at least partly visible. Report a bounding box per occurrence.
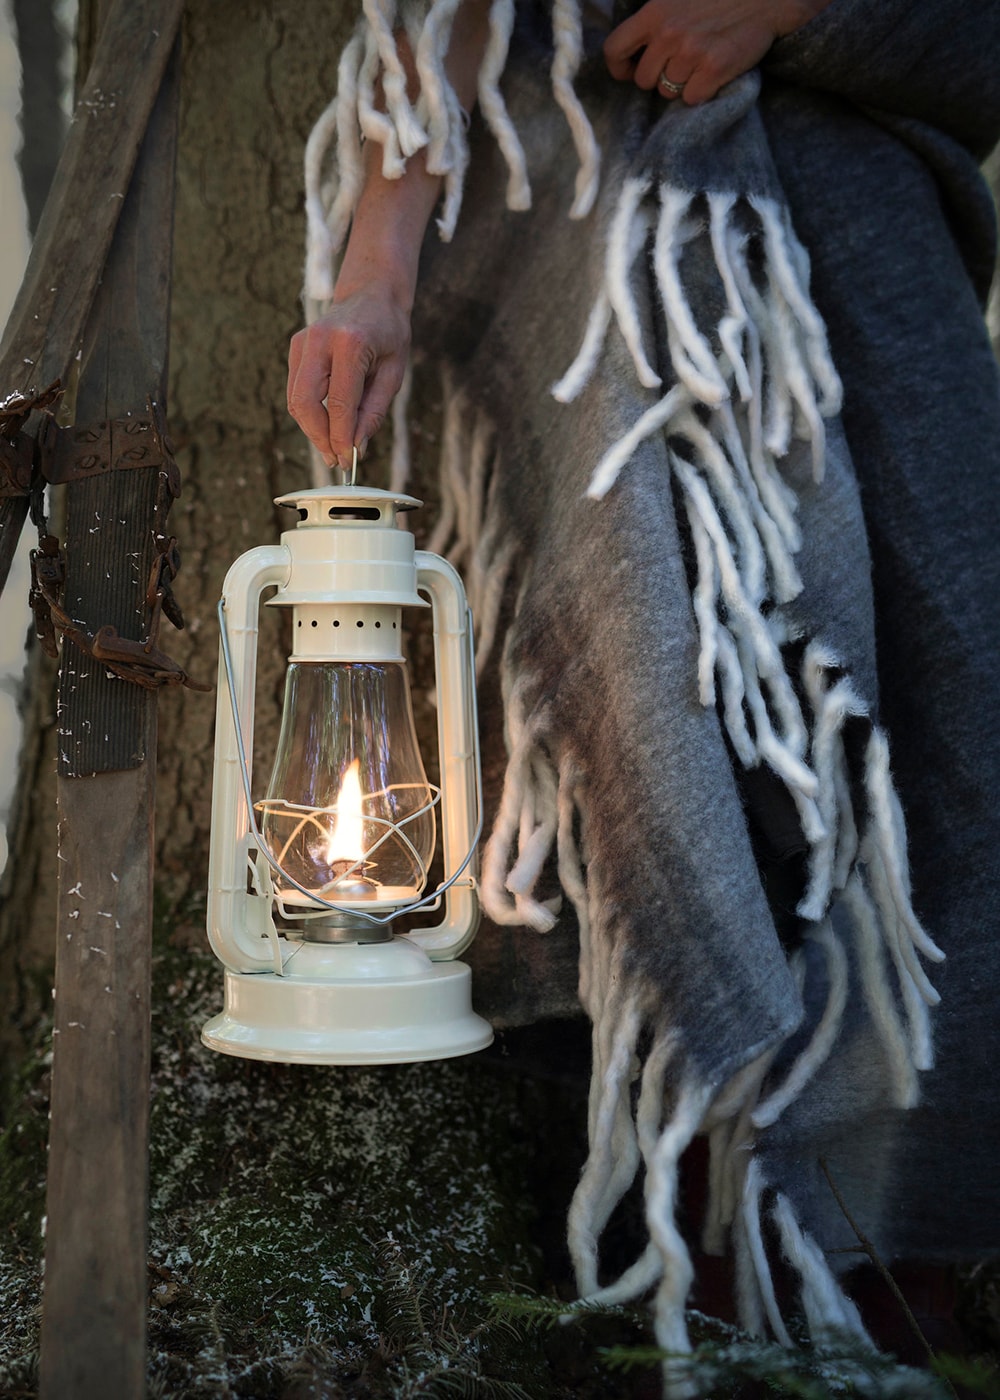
[290,851,385,942]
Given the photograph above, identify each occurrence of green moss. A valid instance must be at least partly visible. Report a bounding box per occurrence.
[0,1022,47,1396]
[6,920,995,1396]
[143,930,557,1394]
[0,1071,48,1252]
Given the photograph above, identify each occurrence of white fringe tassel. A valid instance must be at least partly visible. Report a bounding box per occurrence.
[550,0,601,218]
[752,921,849,1131]
[773,1191,874,1347]
[726,1145,878,1351]
[303,34,366,305]
[566,960,714,1397]
[551,170,943,1113]
[364,0,428,158]
[303,0,600,302]
[410,100,941,1384]
[427,369,519,678]
[477,0,531,211]
[479,669,560,932]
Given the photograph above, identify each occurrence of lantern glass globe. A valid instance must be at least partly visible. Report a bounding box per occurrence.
[257,659,436,906]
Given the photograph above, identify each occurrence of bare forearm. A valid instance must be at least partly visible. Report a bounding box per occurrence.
[288,0,490,464]
[335,0,491,312]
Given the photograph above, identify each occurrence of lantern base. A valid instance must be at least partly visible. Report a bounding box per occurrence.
[200,937,493,1065]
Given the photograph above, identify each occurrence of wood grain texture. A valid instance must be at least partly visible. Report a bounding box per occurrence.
[56,13,180,777]
[37,24,180,1400]
[0,0,184,601]
[39,758,156,1400]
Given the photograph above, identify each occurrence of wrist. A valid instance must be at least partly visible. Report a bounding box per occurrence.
[333,235,420,313]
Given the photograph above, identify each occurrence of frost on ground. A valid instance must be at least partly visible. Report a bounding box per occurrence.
[0,928,556,1398]
[0,929,994,1398]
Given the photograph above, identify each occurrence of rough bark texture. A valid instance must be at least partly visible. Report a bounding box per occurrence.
[155,0,365,922]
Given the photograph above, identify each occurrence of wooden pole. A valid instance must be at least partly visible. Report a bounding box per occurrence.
[37,30,181,1400]
[0,0,185,599]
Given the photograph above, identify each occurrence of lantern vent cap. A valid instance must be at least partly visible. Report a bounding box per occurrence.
[270,485,426,609]
[275,485,422,528]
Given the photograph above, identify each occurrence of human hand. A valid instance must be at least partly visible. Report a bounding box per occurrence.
[287,285,411,467]
[603,0,831,106]
[287,0,492,467]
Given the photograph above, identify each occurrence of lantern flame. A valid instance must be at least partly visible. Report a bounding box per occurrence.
[325,760,365,867]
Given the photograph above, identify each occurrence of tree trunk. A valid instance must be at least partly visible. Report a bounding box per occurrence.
[154,0,366,920]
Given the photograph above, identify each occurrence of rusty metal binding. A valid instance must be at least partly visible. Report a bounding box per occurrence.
[29,544,210,691]
[22,393,208,692]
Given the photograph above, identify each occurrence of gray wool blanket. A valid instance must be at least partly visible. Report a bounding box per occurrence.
[305,0,1000,1373]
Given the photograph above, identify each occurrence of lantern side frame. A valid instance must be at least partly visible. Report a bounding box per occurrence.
[207,544,290,973]
[206,541,484,974]
[407,551,482,960]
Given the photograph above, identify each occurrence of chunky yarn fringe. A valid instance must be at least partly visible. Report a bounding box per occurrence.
[303,0,600,305]
[426,338,942,1390]
[551,171,943,1074]
[304,7,943,1389]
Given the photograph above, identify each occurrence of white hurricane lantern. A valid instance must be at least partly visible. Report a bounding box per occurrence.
[202,480,492,1064]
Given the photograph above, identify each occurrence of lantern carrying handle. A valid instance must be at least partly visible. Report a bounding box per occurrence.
[207,544,291,973]
[403,552,484,958]
[335,444,358,487]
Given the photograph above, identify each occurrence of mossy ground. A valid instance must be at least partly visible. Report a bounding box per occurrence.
[0,908,654,1398]
[1,913,998,1398]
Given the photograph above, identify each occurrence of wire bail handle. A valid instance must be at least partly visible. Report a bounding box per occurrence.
[338,445,358,487]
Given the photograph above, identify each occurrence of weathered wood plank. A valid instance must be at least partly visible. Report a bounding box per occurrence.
[0,0,184,601]
[0,0,183,394]
[37,29,181,1400]
[54,2,180,777]
[38,762,156,1399]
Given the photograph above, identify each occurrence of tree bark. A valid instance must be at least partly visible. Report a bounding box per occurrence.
[153,0,367,921]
